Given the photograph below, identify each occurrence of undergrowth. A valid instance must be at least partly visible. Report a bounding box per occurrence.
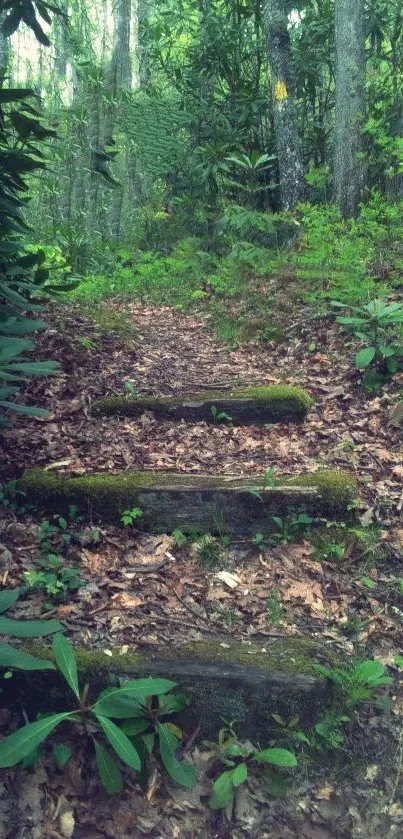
[70,194,403,345]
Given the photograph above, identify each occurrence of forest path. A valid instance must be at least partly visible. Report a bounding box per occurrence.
[2,302,403,519]
[2,302,403,839]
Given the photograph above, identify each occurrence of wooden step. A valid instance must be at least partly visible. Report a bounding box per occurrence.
[92,385,313,425]
[19,469,357,535]
[20,637,335,741]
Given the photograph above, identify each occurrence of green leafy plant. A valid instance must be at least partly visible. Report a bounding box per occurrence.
[0,634,196,794]
[123,380,137,396]
[205,724,297,810]
[211,404,233,424]
[193,534,223,569]
[22,554,83,605]
[314,659,392,709]
[267,586,285,627]
[172,529,187,548]
[331,298,403,387]
[120,507,144,526]
[0,588,63,673]
[270,513,313,545]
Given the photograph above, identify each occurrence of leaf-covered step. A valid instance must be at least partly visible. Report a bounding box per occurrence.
[18,468,357,535]
[92,385,313,425]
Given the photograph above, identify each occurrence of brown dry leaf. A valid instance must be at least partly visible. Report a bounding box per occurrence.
[315,782,334,800]
[283,580,325,614]
[111,593,144,609]
[389,402,403,427]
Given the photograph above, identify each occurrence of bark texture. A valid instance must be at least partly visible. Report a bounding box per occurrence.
[334,0,366,217]
[263,0,306,210]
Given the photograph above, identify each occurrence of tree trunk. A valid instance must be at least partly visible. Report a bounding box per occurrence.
[0,12,9,69]
[334,0,366,217]
[263,0,306,211]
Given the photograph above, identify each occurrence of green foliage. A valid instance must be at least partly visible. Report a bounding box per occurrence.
[0,634,196,793]
[171,529,187,548]
[211,405,232,424]
[193,534,223,569]
[0,588,62,673]
[120,507,144,527]
[267,586,285,627]
[331,298,403,388]
[270,514,313,545]
[22,553,83,605]
[205,724,297,811]
[314,659,392,710]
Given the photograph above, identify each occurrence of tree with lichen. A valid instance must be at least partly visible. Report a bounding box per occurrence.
[334,0,366,217]
[263,0,305,210]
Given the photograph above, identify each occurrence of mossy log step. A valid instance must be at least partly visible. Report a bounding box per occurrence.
[92,385,313,424]
[19,469,357,534]
[19,637,334,740]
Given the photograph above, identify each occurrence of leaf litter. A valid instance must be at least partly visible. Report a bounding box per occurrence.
[1,301,403,837]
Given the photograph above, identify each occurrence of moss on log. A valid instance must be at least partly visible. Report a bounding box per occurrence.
[92,385,313,424]
[15,637,334,740]
[18,468,357,534]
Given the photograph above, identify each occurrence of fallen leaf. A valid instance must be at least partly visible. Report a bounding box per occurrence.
[111,593,144,609]
[214,571,241,589]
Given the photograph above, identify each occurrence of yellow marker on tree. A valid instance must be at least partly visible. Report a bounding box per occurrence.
[274,80,288,101]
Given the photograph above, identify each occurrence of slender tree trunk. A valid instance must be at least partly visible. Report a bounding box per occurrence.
[0,12,9,69]
[263,0,306,211]
[104,0,133,241]
[334,0,366,217]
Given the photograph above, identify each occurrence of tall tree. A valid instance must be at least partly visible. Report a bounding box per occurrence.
[334,0,366,216]
[263,0,306,210]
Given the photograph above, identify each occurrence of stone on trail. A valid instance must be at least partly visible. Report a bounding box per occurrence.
[92,385,313,425]
[19,468,357,535]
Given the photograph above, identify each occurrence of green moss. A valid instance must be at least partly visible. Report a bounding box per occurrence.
[21,637,336,738]
[93,384,313,422]
[18,468,357,527]
[287,470,358,517]
[29,636,323,677]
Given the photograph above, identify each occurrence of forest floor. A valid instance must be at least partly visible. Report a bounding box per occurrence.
[1,299,403,838]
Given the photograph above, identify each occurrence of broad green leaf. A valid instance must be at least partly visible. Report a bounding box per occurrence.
[93,739,123,794]
[0,401,49,418]
[0,319,46,335]
[94,714,141,770]
[53,743,72,768]
[92,689,146,719]
[0,588,20,614]
[157,722,196,789]
[209,768,236,809]
[0,89,35,103]
[120,719,151,737]
[0,643,55,671]
[379,345,396,358]
[92,678,176,717]
[158,692,189,715]
[7,361,58,375]
[0,616,63,637]
[232,762,248,786]
[0,713,73,768]
[52,634,80,699]
[254,748,297,767]
[354,659,392,685]
[356,347,376,369]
